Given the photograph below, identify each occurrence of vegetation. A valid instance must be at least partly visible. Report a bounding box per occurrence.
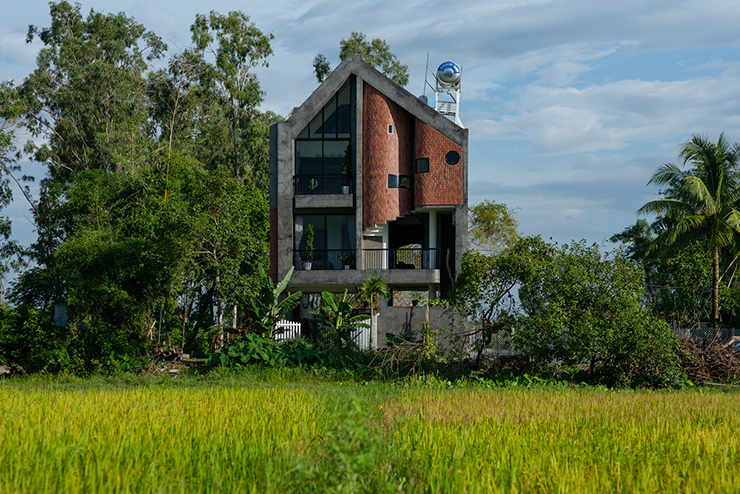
[247,265,301,339]
[468,199,519,255]
[0,2,275,372]
[313,31,409,85]
[1,371,739,493]
[310,290,369,347]
[0,3,738,395]
[455,235,682,386]
[638,133,740,331]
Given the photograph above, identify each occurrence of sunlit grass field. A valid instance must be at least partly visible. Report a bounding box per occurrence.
[1,370,738,493]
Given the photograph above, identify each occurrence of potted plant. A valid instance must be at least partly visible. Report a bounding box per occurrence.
[341,144,352,194]
[304,224,315,270]
[338,251,356,270]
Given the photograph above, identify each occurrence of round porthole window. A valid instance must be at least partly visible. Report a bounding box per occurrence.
[445,150,460,165]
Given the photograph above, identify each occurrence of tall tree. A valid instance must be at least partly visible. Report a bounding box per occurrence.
[468,200,519,255]
[313,32,409,86]
[190,11,274,180]
[21,1,166,180]
[0,82,27,304]
[638,133,740,331]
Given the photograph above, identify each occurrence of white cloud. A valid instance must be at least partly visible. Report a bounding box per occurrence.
[468,65,740,156]
[0,30,39,82]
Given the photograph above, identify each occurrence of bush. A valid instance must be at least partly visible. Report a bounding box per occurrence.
[512,239,682,387]
[206,334,356,369]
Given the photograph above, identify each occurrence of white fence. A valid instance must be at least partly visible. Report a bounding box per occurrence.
[350,315,378,351]
[273,315,378,350]
[274,319,301,341]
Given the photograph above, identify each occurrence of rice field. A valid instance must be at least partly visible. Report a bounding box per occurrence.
[1,373,738,493]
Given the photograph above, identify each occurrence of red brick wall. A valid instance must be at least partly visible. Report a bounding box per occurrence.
[362,83,413,230]
[414,120,463,207]
[269,208,278,283]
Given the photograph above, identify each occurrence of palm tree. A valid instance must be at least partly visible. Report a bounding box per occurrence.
[638,133,740,331]
[357,273,391,348]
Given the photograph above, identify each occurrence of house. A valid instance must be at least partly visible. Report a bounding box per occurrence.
[268,54,468,346]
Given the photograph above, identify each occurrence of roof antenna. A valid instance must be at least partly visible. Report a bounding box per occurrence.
[421,53,429,101]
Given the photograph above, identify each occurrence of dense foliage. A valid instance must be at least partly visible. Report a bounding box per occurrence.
[0,2,274,372]
[456,236,682,387]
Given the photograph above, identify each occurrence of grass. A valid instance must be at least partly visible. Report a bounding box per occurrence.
[1,369,738,493]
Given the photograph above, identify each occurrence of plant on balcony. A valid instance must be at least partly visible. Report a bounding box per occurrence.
[305,224,315,267]
[338,251,356,268]
[342,144,352,190]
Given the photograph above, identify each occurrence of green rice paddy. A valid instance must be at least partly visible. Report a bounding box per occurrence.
[1,372,737,493]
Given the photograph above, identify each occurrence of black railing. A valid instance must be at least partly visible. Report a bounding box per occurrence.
[294,249,357,271]
[295,175,353,195]
[363,248,440,270]
[293,248,440,270]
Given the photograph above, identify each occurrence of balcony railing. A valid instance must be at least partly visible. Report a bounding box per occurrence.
[363,248,440,270]
[294,249,356,271]
[295,175,353,195]
[293,248,440,271]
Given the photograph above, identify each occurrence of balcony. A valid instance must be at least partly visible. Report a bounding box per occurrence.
[295,175,353,195]
[294,249,356,271]
[293,248,439,271]
[363,248,440,270]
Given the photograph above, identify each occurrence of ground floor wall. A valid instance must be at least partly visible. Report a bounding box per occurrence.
[376,306,468,353]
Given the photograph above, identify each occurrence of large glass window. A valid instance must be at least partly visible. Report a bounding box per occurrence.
[294,215,356,251]
[295,80,352,177]
[294,215,356,270]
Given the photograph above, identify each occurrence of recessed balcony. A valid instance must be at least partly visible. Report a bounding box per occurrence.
[294,175,353,195]
[293,248,440,271]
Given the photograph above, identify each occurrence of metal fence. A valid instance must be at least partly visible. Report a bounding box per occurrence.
[363,248,440,270]
[672,327,740,344]
[294,249,356,270]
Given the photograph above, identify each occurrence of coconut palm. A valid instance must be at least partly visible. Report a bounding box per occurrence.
[638,133,740,330]
[357,273,391,348]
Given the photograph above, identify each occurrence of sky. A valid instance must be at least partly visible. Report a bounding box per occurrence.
[3,0,740,250]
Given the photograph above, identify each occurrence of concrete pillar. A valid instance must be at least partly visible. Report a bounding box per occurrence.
[381,224,389,269]
[429,211,438,298]
[428,210,438,250]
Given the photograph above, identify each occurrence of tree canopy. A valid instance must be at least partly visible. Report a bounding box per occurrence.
[313,32,409,86]
[638,133,740,330]
[0,2,275,372]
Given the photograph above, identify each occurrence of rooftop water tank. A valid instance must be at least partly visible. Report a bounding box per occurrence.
[437,61,461,86]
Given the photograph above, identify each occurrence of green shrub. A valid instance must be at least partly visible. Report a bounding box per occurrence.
[512,240,682,387]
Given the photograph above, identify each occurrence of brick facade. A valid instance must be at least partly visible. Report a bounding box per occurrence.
[414,120,463,207]
[362,83,413,231]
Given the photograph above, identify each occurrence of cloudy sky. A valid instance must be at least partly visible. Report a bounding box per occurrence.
[3,0,740,248]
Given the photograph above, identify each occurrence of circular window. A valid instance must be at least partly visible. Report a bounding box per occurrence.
[445,150,460,165]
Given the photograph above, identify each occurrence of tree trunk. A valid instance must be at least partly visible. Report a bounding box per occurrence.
[713,244,720,335]
[232,113,240,179]
[369,296,375,349]
[216,274,224,347]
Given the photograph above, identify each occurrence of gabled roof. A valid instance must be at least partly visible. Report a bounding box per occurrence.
[282,54,467,147]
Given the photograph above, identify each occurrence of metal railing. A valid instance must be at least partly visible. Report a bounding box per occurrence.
[294,175,353,195]
[363,248,440,270]
[293,248,440,270]
[294,249,356,271]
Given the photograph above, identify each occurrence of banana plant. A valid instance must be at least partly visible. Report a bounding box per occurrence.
[311,290,369,347]
[249,265,302,338]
